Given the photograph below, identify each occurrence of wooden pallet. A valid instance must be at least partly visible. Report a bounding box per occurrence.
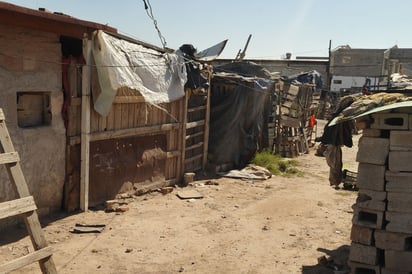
[0,109,57,274]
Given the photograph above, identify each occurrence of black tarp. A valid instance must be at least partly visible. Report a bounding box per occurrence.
[208,62,274,168]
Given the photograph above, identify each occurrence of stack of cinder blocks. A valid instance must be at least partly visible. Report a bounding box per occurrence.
[349,111,412,274]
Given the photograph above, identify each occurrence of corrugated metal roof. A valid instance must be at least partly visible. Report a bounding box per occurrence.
[329,100,412,126]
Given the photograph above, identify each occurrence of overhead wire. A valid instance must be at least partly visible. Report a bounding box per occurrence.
[142,0,167,50]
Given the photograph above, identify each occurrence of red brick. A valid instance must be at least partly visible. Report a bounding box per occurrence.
[350,224,374,245]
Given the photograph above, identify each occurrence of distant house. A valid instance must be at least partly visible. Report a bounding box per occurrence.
[0,2,210,225]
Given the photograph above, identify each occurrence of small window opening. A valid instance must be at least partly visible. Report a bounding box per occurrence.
[17,92,51,128]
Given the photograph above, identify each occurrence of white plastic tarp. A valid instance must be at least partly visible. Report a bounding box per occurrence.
[92,30,187,116]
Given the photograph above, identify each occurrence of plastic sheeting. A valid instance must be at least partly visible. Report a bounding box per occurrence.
[208,75,273,167]
[92,30,187,116]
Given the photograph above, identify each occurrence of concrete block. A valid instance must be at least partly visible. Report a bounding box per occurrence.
[350,224,374,245]
[348,261,381,274]
[362,128,383,137]
[371,112,409,130]
[388,192,412,213]
[359,189,387,201]
[386,171,412,193]
[357,163,386,191]
[375,229,412,251]
[386,211,412,234]
[382,268,412,274]
[390,131,412,151]
[356,192,386,211]
[349,242,381,265]
[389,151,412,172]
[385,250,412,272]
[353,205,385,229]
[357,137,389,165]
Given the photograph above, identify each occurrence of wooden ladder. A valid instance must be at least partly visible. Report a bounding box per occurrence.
[0,109,57,274]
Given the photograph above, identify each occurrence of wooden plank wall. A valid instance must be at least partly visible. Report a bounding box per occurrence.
[64,60,184,210]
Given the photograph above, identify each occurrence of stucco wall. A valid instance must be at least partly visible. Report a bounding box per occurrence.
[0,24,65,218]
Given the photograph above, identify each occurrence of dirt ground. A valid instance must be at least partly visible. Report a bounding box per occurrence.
[0,120,361,274]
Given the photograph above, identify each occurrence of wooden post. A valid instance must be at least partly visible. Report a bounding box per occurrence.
[80,36,92,211]
[202,76,211,170]
[181,89,189,175]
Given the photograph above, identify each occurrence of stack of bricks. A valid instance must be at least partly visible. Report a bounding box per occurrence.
[349,111,412,274]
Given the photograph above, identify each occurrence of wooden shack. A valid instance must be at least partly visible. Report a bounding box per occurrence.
[0,3,209,222]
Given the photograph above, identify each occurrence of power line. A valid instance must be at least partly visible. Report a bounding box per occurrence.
[142,0,167,49]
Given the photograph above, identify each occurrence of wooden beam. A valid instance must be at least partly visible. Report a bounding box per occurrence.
[0,152,19,165]
[0,118,57,273]
[0,246,53,274]
[80,37,92,211]
[202,85,211,170]
[113,96,145,104]
[181,90,189,176]
[68,123,181,145]
[0,196,36,220]
[0,109,4,121]
[166,150,181,158]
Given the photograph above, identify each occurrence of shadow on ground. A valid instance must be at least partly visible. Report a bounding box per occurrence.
[302,245,350,274]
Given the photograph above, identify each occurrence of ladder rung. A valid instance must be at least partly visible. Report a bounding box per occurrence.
[0,196,37,220]
[184,154,203,164]
[185,131,204,140]
[0,246,53,273]
[187,105,206,113]
[185,142,204,151]
[186,120,205,129]
[0,152,20,165]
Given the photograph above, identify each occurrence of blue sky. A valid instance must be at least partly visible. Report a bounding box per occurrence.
[5,0,412,59]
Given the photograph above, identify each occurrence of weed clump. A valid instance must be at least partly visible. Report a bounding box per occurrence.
[251,150,302,177]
